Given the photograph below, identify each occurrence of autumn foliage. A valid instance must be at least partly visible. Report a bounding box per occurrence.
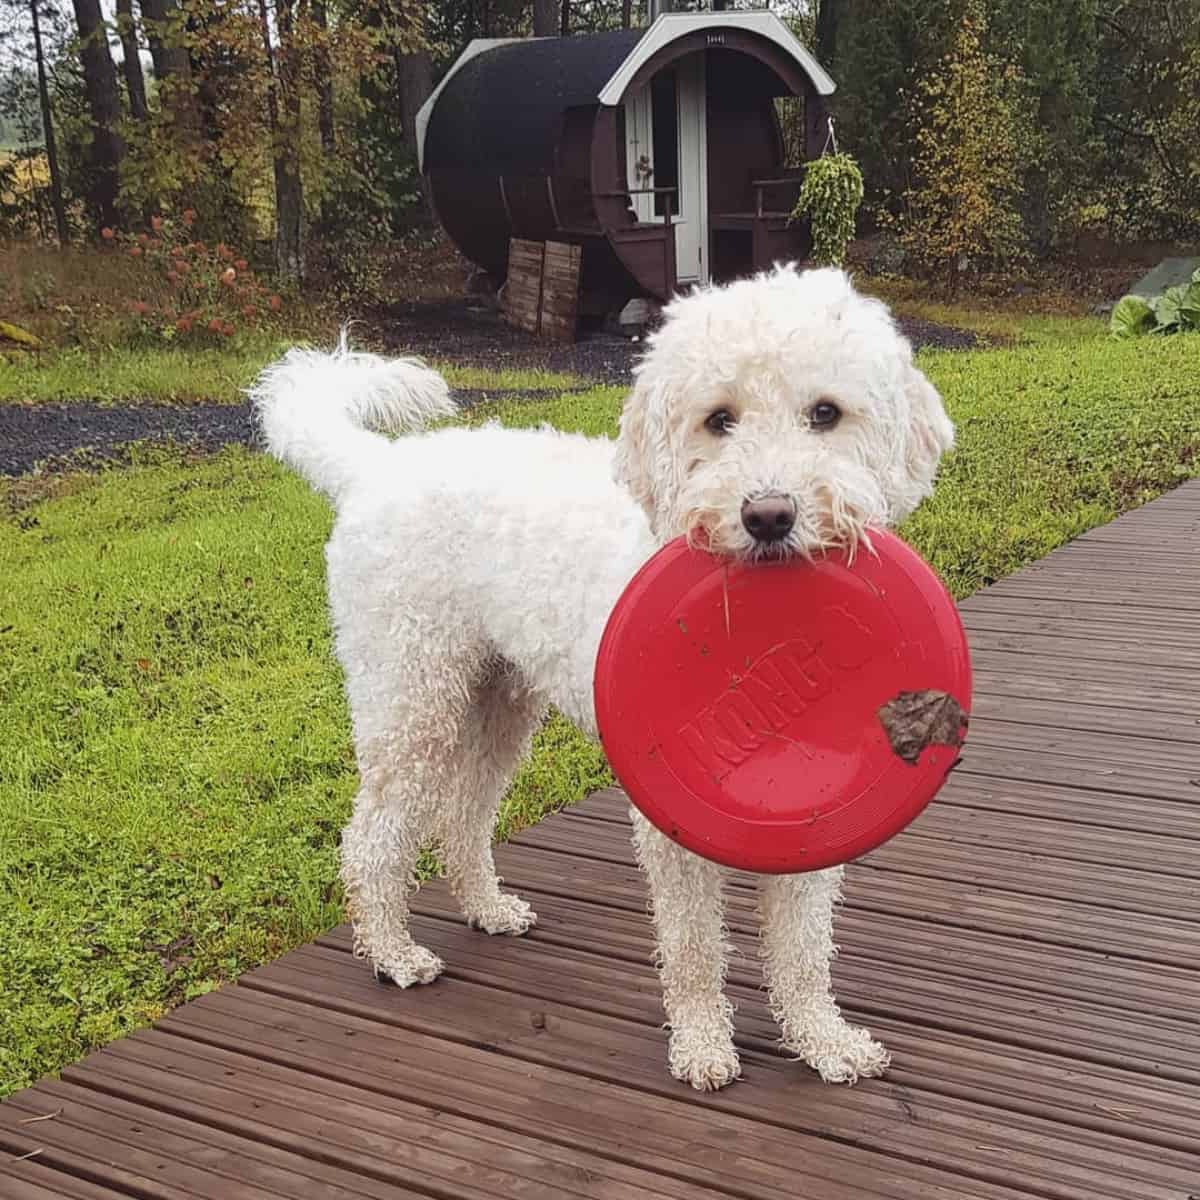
[99,211,283,342]
[881,0,1033,285]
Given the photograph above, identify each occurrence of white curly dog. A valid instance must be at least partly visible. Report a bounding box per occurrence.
[252,264,954,1092]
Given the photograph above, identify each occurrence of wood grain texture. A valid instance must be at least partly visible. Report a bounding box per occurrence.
[538,241,582,342]
[502,237,544,334]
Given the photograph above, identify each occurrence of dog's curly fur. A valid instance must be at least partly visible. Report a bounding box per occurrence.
[252,265,954,1092]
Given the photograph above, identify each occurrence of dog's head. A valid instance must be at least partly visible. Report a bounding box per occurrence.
[613,265,954,559]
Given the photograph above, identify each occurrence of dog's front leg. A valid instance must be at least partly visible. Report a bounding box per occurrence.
[757,868,889,1083]
[631,809,740,1091]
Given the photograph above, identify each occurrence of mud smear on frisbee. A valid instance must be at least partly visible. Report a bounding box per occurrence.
[878,690,969,765]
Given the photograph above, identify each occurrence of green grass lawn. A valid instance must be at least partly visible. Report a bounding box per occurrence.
[0,338,294,405]
[2,325,1198,1098]
[0,340,584,406]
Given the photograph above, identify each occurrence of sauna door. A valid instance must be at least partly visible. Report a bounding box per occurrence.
[624,55,709,285]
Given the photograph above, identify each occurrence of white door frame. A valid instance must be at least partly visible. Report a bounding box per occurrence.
[623,54,709,285]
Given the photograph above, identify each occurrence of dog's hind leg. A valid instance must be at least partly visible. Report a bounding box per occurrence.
[341,790,445,987]
[632,809,740,1092]
[338,640,482,989]
[756,868,889,1083]
[439,667,546,936]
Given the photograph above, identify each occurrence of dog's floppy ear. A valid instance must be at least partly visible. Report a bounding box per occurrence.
[894,359,954,518]
[613,375,676,535]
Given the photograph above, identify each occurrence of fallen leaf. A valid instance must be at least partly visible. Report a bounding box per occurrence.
[878,690,969,765]
[0,319,42,348]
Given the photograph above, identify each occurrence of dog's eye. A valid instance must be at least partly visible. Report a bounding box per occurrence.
[809,401,842,430]
[705,409,737,436]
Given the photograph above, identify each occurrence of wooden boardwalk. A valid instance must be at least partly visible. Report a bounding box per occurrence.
[3,481,1199,1200]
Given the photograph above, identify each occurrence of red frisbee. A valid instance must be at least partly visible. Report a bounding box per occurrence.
[594,532,971,874]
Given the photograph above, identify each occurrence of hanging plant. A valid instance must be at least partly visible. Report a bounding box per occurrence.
[792,150,865,269]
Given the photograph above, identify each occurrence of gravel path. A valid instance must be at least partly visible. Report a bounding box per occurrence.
[373,302,979,378]
[0,389,577,476]
[0,402,259,477]
[373,300,641,383]
[1,307,979,477]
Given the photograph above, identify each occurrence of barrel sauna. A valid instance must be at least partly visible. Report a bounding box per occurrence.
[416,11,835,311]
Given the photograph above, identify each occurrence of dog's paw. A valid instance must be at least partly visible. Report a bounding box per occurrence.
[792,1021,890,1084]
[668,1029,741,1092]
[373,945,445,988]
[468,892,537,937]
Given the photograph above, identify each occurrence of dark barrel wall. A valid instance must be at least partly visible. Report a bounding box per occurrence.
[424,30,644,281]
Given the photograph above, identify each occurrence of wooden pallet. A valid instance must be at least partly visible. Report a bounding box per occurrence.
[502,237,544,335]
[539,241,582,342]
[502,238,582,341]
[3,480,1199,1199]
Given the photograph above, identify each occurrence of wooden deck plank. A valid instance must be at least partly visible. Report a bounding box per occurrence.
[962,723,1199,774]
[182,969,1191,1200]
[967,647,1200,693]
[960,628,1200,670]
[0,1083,349,1200]
[973,574,1200,609]
[948,742,1198,804]
[554,792,1200,876]
[158,992,1026,1200]
[971,689,1200,735]
[570,776,1200,849]
[71,1035,740,1200]
[58,1052,702,1200]
[419,874,1200,1020]
[931,777,1200,840]
[0,1169,130,1200]
[516,814,1200,919]
[961,596,1200,634]
[491,834,1200,1003]
[961,609,1200,649]
[376,903,1200,1155]
[303,920,1193,1082]
[240,944,1200,1200]
[474,835,1199,1015]
[4,479,1199,1199]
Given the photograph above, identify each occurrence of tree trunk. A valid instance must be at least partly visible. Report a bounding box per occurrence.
[312,0,335,154]
[261,0,303,281]
[30,0,69,244]
[560,0,570,36]
[189,7,225,148]
[138,0,198,137]
[815,0,842,66]
[71,0,126,229]
[621,0,631,29]
[115,0,149,121]
[396,47,434,164]
[533,0,556,36]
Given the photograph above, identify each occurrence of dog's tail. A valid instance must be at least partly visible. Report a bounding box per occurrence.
[250,333,456,501]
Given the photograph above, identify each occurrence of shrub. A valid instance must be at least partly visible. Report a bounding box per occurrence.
[99,212,283,344]
[1111,269,1200,338]
[882,0,1034,286]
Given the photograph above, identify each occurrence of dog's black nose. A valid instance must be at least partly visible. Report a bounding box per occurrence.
[741,495,796,543]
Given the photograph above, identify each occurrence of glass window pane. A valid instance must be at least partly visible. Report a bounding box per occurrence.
[651,70,679,217]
